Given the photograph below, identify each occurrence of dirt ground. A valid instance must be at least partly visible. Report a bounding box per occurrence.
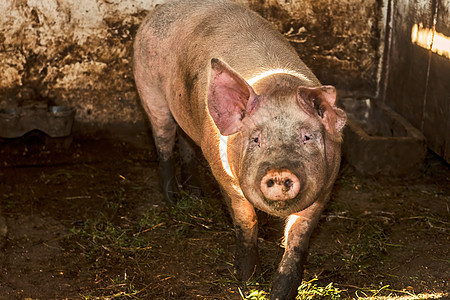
[0,131,448,299]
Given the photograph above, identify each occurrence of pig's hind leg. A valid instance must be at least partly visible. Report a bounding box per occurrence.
[178,128,203,197]
[137,84,180,203]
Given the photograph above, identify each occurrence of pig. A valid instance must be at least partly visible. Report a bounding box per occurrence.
[133,0,346,299]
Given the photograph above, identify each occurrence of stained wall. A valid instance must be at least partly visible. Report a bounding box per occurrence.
[0,0,382,136]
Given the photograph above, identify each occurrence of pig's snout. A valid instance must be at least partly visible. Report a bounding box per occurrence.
[260,169,300,201]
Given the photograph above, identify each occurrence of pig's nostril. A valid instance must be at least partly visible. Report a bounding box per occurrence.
[284,179,292,188]
[260,169,300,202]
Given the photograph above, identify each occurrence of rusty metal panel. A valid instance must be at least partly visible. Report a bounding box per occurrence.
[423,0,450,161]
[425,55,450,161]
[385,0,432,129]
[385,0,450,162]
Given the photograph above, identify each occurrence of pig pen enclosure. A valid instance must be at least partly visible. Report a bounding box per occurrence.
[0,0,449,299]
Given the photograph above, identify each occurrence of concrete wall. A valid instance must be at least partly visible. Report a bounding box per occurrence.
[248,0,382,95]
[0,0,162,136]
[0,0,382,136]
[383,0,450,162]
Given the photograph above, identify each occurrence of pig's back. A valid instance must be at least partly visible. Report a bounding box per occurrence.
[137,0,318,83]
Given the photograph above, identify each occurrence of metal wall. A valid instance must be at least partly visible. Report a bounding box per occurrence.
[382,0,450,162]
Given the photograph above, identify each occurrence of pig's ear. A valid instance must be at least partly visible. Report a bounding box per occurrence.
[208,58,258,136]
[298,85,347,135]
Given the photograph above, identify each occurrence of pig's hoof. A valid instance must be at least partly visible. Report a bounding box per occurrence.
[184,184,204,197]
[161,176,181,204]
[270,271,302,300]
[158,159,180,204]
[234,252,261,281]
[182,175,203,197]
[235,260,261,282]
[181,165,204,197]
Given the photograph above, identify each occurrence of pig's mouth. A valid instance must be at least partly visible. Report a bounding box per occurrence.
[257,180,318,217]
[265,197,297,210]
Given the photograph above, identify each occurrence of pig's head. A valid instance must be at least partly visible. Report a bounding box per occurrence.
[208,58,346,217]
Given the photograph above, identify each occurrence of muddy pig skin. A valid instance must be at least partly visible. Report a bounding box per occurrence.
[133,0,346,299]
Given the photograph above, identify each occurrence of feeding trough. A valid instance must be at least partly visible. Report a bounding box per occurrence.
[0,105,75,138]
[339,98,426,176]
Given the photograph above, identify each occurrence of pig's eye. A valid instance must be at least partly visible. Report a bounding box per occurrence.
[250,135,261,147]
[301,127,314,144]
[249,130,261,148]
[302,134,313,144]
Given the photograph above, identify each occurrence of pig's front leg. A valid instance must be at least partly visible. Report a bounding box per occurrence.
[271,199,328,300]
[223,191,261,281]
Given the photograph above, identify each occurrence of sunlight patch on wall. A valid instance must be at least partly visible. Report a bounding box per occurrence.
[411,23,450,59]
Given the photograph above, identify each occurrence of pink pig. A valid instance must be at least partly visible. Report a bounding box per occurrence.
[133,0,346,298]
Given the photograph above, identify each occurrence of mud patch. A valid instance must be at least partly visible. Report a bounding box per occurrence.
[0,135,448,299]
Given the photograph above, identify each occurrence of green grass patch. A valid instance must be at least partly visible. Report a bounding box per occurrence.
[242,278,344,300]
[337,220,391,275]
[70,217,154,263]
